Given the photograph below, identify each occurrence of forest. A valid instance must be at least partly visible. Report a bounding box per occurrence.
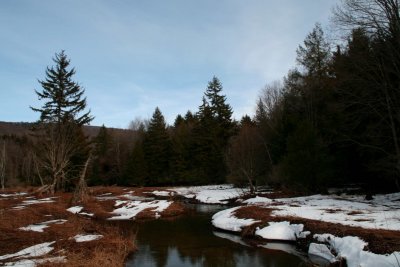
[1,0,400,195]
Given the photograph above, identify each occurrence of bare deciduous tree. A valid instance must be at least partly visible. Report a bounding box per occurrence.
[333,0,400,37]
[227,123,267,194]
[34,124,78,194]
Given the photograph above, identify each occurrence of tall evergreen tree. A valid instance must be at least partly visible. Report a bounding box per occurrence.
[143,107,170,185]
[31,51,93,125]
[30,51,93,193]
[89,125,115,185]
[189,77,235,184]
[296,23,331,79]
[205,76,234,136]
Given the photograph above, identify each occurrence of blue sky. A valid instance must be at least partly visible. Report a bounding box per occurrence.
[0,0,338,128]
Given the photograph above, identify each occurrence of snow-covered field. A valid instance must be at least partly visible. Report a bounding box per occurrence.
[212,206,260,232]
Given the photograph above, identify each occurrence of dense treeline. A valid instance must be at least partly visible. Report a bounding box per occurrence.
[1,0,399,194]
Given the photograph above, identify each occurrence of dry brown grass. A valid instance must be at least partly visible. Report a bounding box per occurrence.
[0,186,189,266]
[89,186,128,196]
[0,189,135,267]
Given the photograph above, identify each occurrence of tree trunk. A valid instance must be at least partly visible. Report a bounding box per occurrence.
[72,155,91,204]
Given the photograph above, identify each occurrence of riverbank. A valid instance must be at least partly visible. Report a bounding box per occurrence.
[0,186,187,267]
[210,192,400,267]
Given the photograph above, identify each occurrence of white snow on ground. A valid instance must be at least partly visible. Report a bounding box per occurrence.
[4,256,66,267]
[172,185,246,204]
[19,219,67,232]
[149,190,174,197]
[73,234,103,242]
[214,191,400,266]
[243,196,273,205]
[22,198,56,205]
[10,197,58,210]
[243,193,400,230]
[313,234,400,267]
[66,206,94,217]
[212,207,260,232]
[19,224,48,233]
[255,221,310,241]
[0,242,55,261]
[108,200,172,220]
[0,192,28,198]
[66,206,83,214]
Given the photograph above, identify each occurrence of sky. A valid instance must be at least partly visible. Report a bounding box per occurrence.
[0,0,339,128]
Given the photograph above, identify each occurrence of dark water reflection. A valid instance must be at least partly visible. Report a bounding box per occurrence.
[125,205,308,267]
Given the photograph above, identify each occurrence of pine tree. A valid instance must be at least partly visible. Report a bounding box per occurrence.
[192,77,235,184]
[89,125,114,185]
[30,51,93,194]
[143,107,170,185]
[205,76,233,133]
[296,23,331,79]
[31,51,93,125]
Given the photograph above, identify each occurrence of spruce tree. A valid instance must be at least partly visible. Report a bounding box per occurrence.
[31,51,93,193]
[205,76,233,132]
[31,51,93,125]
[192,77,235,184]
[143,107,170,185]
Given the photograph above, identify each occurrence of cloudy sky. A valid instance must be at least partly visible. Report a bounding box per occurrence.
[0,0,339,128]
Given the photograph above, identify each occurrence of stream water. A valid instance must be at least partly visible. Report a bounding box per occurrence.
[125,204,311,267]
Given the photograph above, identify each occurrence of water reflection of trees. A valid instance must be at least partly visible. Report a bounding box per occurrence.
[130,215,304,267]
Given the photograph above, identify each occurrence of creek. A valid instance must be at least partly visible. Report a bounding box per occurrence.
[125,204,314,267]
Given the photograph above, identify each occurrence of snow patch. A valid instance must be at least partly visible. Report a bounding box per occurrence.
[0,242,55,261]
[150,190,174,197]
[4,256,65,267]
[21,198,56,206]
[108,200,172,220]
[314,234,400,267]
[66,206,83,214]
[19,219,67,232]
[73,234,103,242]
[255,221,307,241]
[212,207,259,232]
[172,185,245,204]
[0,192,27,198]
[243,196,273,205]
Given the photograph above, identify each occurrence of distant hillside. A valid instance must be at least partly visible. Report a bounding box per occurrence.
[0,121,134,139]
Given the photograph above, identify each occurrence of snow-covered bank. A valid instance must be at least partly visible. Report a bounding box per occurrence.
[242,192,400,230]
[310,234,400,267]
[171,185,246,204]
[255,221,310,241]
[212,207,260,232]
[212,191,400,267]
